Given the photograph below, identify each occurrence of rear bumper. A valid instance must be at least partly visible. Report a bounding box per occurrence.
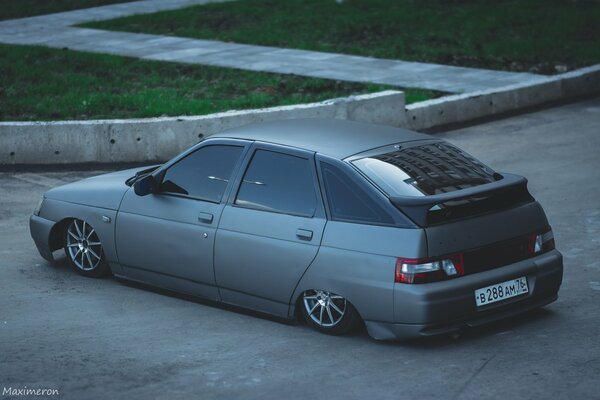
[365,249,563,340]
[30,214,55,262]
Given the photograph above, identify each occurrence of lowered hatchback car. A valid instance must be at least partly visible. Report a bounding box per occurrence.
[30,119,563,340]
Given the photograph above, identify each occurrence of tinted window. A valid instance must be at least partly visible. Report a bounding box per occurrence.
[161,145,243,202]
[235,150,316,217]
[321,162,394,225]
[353,142,497,197]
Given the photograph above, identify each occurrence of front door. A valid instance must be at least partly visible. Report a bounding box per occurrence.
[214,144,327,316]
[115,140,248,299]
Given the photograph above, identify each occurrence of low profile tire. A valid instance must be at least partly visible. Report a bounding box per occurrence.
[300,289,360,335]
[63,219,109,278]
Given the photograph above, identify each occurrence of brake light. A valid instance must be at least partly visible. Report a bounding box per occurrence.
[395,254,464,284]
[528,228,555,255]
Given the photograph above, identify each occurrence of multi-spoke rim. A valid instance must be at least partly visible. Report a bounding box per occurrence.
[303,289,347,327]
[66,219,103,271]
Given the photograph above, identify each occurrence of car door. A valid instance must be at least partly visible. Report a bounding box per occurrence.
[115,139,249,300]
[214,143,327,317]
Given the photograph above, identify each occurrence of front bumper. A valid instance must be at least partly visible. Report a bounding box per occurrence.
[30,214,56,262]
[365,249,563,340]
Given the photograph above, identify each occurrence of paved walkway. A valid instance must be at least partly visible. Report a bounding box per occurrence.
[0,0,545,93]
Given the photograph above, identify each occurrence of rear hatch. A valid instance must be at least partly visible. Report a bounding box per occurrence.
[350,140,550,267]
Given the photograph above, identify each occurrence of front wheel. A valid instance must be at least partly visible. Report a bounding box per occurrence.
[300,289,360,335]
[64,219,109,278]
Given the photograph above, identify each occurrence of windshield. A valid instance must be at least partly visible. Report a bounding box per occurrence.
[353,142,498,197]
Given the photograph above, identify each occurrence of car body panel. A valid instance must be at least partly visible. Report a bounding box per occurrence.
[211,118,432,159]
[366,249,563,340]
[393,249,562,324]
[44,168,135,210]
[115,264,219,301]
[113,137,252,300]
[290,221,427,322]
[290,244,397,323]
[115,192,223,300]
[213,141,327,315]
[35,198,119,263]
[215,206,325,312]
[319,220,427,258]
[29,214,55,261]
[424,201,549,257]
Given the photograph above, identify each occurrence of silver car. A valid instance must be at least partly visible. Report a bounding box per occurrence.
[30,119,563,340]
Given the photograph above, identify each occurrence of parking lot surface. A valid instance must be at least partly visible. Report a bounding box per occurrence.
[1,98,599,400]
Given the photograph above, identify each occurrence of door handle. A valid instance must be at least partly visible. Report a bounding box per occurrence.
[296,229,313,241]
[198,212,214,224]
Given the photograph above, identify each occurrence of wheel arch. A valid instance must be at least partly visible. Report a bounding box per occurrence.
[293,288,365,324]
[41,199,119,263]
[48,217,74,252]
[289,245,397,325]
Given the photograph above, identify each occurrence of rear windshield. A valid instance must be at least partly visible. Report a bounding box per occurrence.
[352,142,498,197]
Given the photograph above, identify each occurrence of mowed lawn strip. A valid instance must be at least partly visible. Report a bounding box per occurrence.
[0,44,436,121]
[0,0,134,21]
[83,0,600,74]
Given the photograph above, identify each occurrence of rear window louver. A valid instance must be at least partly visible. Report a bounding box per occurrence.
[373,143,497,196]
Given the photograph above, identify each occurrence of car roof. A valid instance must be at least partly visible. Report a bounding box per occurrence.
[211,119,432,159]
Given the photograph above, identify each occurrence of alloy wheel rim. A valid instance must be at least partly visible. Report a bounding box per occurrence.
[303,289,346,327]
[66,219,102,271]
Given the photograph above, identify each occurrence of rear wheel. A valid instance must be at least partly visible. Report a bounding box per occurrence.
[300,289,359,335]
[64,219,109,278]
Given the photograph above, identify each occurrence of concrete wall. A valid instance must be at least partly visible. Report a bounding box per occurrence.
[0,91,406,165]
[1,65,599,166]
[406,64,600,131]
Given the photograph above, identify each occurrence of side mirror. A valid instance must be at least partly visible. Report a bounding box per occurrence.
[134,175,156,196]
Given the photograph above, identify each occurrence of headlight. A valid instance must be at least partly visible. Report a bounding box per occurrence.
[33,196,45,216]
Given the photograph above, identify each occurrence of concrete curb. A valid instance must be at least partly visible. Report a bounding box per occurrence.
[1,65,598,166]
[0,91,405,165]
[406,64,600,131]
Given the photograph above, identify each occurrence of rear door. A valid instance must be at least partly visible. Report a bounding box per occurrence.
[214,143,327,316]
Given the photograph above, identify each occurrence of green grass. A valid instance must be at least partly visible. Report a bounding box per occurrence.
[83,0,600,74]
[0,0,133,21]
[0,44,435,121]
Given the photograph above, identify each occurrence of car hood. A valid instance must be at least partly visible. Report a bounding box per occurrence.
[44,167,147,210]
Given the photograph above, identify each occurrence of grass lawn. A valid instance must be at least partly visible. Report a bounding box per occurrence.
[0,44,435,121]
[0,0,133,21]
[83,0,600,74]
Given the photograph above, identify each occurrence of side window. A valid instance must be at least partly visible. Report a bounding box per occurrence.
[160,145,243,202]
[320,162,395,225]
[235,149,317,217]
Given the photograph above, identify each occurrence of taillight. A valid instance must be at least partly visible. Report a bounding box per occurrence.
[397,228,556,284]
[395,254,464,284]
[528,227,555,255]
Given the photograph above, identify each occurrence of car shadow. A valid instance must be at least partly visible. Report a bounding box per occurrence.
[46,254,560,345]
[378,307,559,348]
[48,254,295,325]
[112,271,296,325]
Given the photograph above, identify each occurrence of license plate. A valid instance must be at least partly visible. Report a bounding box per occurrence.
[475,277,528,307]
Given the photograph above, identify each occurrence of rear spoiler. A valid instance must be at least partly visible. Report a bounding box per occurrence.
[389,173,530,226]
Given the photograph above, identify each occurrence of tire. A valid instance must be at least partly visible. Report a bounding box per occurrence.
[63,219,109,278]
[300,289,360,335]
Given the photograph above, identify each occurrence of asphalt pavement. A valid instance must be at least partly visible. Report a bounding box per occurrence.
[1,98,599,400]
